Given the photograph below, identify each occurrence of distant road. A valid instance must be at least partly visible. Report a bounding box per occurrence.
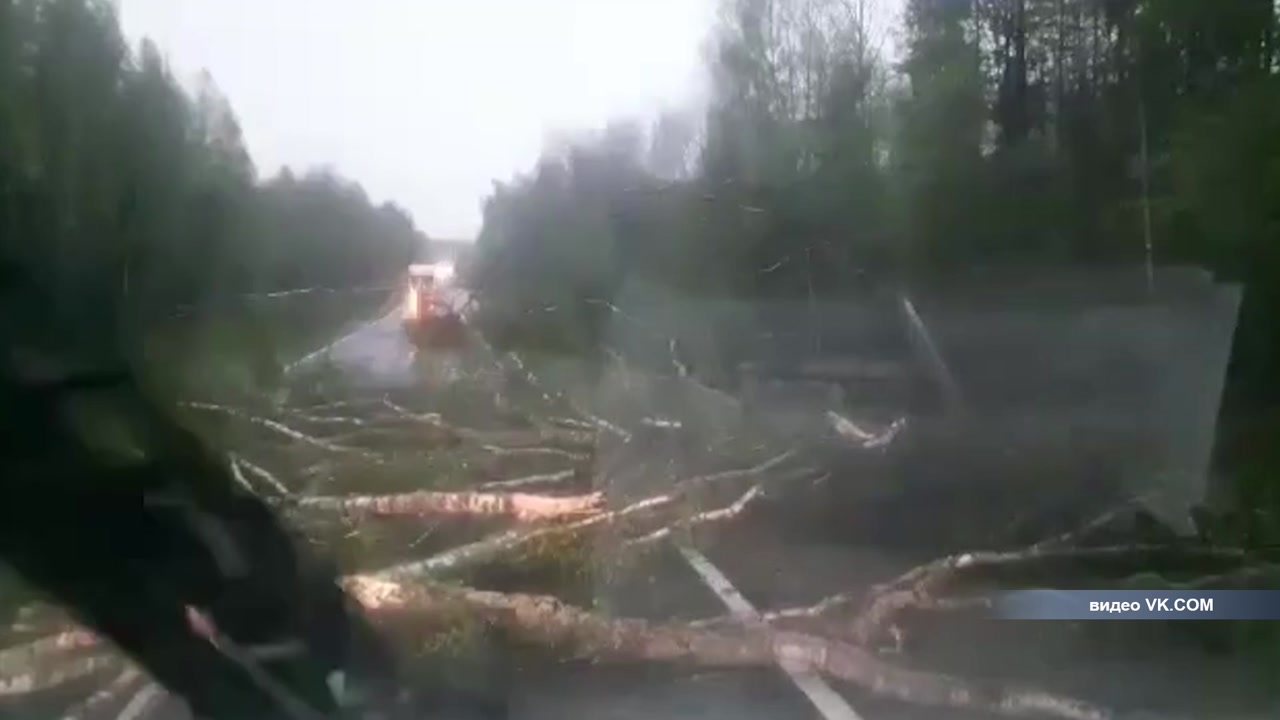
[283,267,471,388]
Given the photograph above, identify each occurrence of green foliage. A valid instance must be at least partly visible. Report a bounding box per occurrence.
[473,0,898,337]
[468,0,1280,528]
[0,0,425,377]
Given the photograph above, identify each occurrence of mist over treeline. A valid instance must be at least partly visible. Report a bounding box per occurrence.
[0,0,424,358]
[469,0,1280,413]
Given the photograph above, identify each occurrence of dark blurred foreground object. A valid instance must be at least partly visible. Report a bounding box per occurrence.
[0,261,418,718]
[0,359,414,719]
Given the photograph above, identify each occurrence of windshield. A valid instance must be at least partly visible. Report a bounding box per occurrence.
[2,1,1279,720]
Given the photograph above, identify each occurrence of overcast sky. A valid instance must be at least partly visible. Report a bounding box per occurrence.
[116,0,719,241]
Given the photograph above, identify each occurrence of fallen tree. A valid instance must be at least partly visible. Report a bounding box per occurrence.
[7,532,1276,720]
[2,350,1273,720]
[295,489,606,523]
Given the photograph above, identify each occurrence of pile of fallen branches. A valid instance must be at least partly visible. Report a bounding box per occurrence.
[6,519,1276,720]
[2,352,1275,720]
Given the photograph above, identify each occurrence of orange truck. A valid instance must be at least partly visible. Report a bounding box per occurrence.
[402,262,466,349]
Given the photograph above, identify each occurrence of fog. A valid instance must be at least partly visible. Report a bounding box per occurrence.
[116,0,719,239]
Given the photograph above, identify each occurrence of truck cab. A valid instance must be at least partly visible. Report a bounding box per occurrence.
[402,262,465,349]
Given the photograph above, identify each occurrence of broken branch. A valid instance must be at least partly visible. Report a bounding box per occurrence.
[0,629,98,679]
[622,484,766,553]
[183,402,364,456]
[342,576,1112,720]
[371,454,798,581]
[850,544,1270,647]
[296,490,605,523]
[61,668,144,720]
[0,654,119,698]
[230,454,293,498]
[476,469,579,492]
[370,493,674,581]
[381,399,597,452]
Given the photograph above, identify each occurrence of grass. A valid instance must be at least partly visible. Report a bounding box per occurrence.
[137,289,394,402]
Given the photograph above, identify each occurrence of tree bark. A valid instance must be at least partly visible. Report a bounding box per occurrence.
[296,490,605,522]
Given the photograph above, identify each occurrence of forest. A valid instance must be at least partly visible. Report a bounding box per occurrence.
[470,0,1280,496]
[0,0,425,387]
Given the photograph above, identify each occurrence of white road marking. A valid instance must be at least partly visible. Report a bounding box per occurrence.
[677,545,866,720]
